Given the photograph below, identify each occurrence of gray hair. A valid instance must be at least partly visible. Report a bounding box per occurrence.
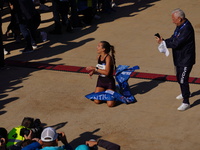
[172,8,185,19]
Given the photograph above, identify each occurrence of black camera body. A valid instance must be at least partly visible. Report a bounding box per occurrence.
[20,127,43,138]
[20,118,43,138]
[20,128,30,137]
[57,133,62,141]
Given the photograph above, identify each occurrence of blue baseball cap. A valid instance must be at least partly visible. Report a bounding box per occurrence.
[75,144,90,150]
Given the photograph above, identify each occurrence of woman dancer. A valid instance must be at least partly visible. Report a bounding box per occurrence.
[86,41,116,107]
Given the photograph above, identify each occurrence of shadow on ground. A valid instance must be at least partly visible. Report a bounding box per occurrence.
[69,128,101,148]
[0,0,160,115]
[0,67,35,115]
[130,78,166,96]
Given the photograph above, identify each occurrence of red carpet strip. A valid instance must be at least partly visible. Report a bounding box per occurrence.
[5,60,200,84]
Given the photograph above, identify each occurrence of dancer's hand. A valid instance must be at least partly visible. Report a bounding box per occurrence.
[86,66,95,71]
[89,71,94,78]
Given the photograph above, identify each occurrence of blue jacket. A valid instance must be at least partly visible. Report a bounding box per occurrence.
[21,142,73,150]
[165,19,195,67]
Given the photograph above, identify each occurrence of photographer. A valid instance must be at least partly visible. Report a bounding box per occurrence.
[21,127,73,150]
[0,128,8,150]
[6,117,43,149]
[0,0,5,69]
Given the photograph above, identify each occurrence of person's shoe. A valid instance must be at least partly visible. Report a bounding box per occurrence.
[176,94,183,100]
[20,49,34,53]
[111,2,117,7]
[32,43,38,50]
[40,31,47,42]
[177,103,190,111]
[4,48,10,55]
[39,4,50,11]
[176,94,191,100]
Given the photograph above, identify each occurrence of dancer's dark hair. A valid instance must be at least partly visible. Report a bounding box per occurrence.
[100,41,116,70]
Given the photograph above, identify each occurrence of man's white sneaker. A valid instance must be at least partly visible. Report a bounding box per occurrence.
[177,103,190,111]
[176,94,183,100]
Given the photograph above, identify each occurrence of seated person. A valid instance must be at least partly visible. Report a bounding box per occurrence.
[0,127,8,150]
[21,127,73,150]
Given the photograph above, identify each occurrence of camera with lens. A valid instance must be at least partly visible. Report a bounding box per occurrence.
[57,133,62,141]
[0,136,4,144]
[20,118,43,138]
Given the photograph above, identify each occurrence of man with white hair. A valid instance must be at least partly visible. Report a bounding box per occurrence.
[156,8,196,111]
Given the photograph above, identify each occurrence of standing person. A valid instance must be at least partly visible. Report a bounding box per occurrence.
[5,1,21,43]
[76,0,96,25]
[155,8,196,111]
[50,0,72,34]
[86,41,116,107]
[68,0,83,28]
[0,1,5,69]
[10,0,41,53]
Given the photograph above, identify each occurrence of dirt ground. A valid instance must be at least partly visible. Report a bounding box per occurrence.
[1,0,200,149]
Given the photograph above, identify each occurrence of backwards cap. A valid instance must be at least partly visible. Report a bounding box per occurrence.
[41,127,58,142]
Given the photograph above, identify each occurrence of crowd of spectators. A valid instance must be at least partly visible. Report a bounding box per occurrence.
[0,117,120,150]
[0,0,117,69]
[0,0,117,55]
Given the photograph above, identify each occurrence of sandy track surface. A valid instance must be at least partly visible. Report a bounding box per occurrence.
[1,0,200,149]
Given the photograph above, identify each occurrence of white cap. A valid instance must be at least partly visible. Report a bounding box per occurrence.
[158,41,169,57]
[41,127,58,142]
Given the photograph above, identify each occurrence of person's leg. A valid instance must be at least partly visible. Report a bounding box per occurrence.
[59,1,69,25]
[19,23,33,51]
[94,87,105,104]
[178,66,192,104]
[101,0,112,13]
[50,0,62,34]
[0,19,4,67]
[59,1,73,32]
[82,7,94,25]
[106,89,115,107]
[28,12,41,46]
[176,66,192,111]
[52,1,61,23]
[68,0,83,27]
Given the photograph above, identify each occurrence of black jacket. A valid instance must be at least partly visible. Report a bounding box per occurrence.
[165,19,195,67]
[9,0,38,23]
